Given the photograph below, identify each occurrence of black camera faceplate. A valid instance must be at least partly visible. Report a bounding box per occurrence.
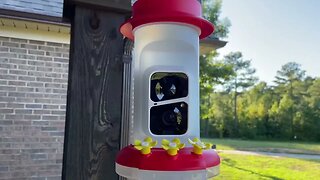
[150,72,188,102]
[150,102,188,135]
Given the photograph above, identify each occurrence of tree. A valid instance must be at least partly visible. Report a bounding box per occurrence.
[199,0,233,137]
[209,92,233,138]
[200,51,234,96]
[305,78,320,140]
[224,52,258,136]
[274,62,306,139]
[202,0,231,39]
[240,82,274,139]
[275,62,306,85]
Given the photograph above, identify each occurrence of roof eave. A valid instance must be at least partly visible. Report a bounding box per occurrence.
[200,37,227,54]
[0,8,69,27]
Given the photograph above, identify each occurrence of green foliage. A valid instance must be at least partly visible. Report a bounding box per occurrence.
[224,52,258,92]
[223,52,258,136]
[205,138,320,153]
[200,51,234,95]
[203,60,320,141]
[274,62,306,85]
[202,0,231,39]
[199,2,320,141]
[199,0,233,137]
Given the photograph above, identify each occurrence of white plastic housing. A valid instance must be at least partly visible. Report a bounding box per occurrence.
[130,23,200,146]
[116,163,220,180]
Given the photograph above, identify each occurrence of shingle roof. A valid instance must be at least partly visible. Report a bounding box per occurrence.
[0,0,63,17]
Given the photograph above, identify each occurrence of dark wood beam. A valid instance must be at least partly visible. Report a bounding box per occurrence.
[62,5,127,180]
[63,0,131,20]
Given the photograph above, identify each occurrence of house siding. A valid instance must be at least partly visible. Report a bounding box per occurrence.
[0,36,69,180]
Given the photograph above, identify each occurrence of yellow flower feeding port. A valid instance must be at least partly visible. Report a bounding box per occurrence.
[188,138,213,155]
[133,137,157,155]
[161,138,185,156]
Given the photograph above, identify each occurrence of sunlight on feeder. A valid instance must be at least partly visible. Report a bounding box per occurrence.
[116,0,221,179]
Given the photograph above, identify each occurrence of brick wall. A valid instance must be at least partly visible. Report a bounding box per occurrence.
[0,36,69,180]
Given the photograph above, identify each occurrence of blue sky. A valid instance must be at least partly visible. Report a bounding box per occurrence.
[217,0,320,84]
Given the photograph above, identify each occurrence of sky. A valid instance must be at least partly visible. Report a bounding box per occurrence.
[217,0,320,84]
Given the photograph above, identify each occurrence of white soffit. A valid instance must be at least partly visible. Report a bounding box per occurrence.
[0,17,226,53]
[0,17,70,44]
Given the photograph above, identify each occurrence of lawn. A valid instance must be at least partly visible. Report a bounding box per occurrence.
[211,153,320,180]
[204,138,320,154]
[204,139,320,179]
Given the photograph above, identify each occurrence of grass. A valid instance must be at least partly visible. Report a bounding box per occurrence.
[204,139,320,179]
[211,153,320,180]
[204,138,320,154]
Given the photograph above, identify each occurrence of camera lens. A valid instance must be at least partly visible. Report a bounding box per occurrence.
[162,111,176,126]
[150,102,188,135]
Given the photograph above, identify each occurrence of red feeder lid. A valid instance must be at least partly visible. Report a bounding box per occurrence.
[116,146,220,171]
[120,0,214,40]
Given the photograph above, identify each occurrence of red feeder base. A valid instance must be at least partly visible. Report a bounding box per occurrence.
[116,146,220,179]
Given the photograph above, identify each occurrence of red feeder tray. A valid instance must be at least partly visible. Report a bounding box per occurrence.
[116,146,220,178]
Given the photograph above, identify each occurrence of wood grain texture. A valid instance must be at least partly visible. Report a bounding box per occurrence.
[74,0,131,11]
[63,0,131,19]
[62,6,125,180]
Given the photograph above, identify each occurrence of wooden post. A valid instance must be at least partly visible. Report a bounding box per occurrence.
[62,0,131,179]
